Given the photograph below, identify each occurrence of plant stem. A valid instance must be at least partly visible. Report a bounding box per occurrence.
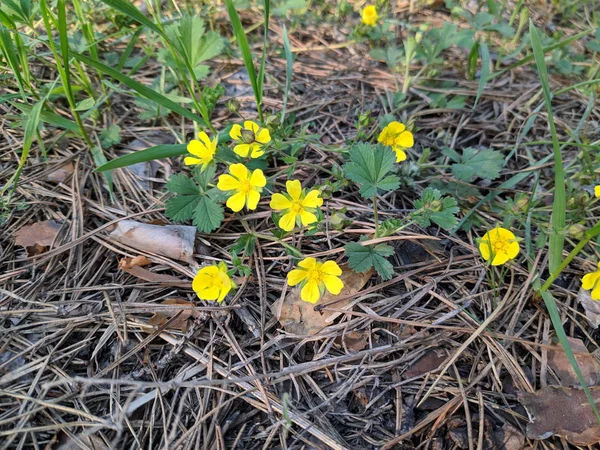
[373,195,379,236]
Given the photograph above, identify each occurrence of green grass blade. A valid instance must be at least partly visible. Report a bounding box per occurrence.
[11,101,80,133]
[489,29,591,81]
[473,42,489,108]
[1,98,44,195]
[224,0,262,121]
[281,24,293,122]
[95,144,188,171]
[257,0,270,107]
[71,52,208,127]
[530,20,565,274]
[0,23,27,98]
[540,291,600,424]
[99,0,166,39]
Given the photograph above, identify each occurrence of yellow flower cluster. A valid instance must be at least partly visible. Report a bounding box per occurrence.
[187,120,340,304]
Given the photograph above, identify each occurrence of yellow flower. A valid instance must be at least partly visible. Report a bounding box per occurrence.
[287,257,344,303]
[595,186,600,198]
[270,180,323,232]
[361,5,379,26]
[192,262,233,302]
[377,121,414,162]
[217,163,266,212]
[230,120,271,158]
[478,227,520,266]
[185,131,217,170]
[582,262,600,300]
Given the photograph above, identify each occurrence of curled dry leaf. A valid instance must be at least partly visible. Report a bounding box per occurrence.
[46,161,75,183]
[107,220,195,263]
[577,287,600,329]
[148,299,204,331]
[14,219,62,256]
[118,255,152,270]
[272,264,372,336]
[337,330,369,352]
[519,386,600,445]
[547,337,600,386]
[403,349,447,379]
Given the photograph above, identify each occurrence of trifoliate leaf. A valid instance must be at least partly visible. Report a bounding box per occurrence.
[343,143,400,198]
[166,174,198,195]
[451,147,503,181]
[100,124,121,149]
[344,242,395,280]
[193,195,224,233]
[411,187,460,230]
[165,195,200,222]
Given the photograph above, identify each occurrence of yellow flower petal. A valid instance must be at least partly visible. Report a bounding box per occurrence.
[226,191,247,212]
[320,260,342,276]
[361,5,379,26]
[479,239,492,262]
[244,120,259,133]
[250,169,266,187]
[256,128,271,144]
[394,149,407,162]
[279,211,297,231]
[301,280,321,303]
[395,131,414,148]
[229,163,249,181]
[246,190,261,210]
[299,210,318,226]
[322,274,343,295]
[582,271,600,290]
[217,174,240,191]
[286,180,302,201]
[197,131,212,148]
[249,143,265,158]
[592,283,600,301]
[491,252,509,266]
[302,190,323,208]
[270,193,292,210]
[234,143,251,157]
[184,156,204,166]
[287,268,308,286]
[298,257,317,270]
[595,186,600,198]
[198,285,220,300]
[187,140,207,157]
[230,124,242,140]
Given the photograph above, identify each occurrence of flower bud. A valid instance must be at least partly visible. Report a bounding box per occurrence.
[430,199,443,212]
[226,98,240,113]
[568,223,586,240]
[240,129,256,144]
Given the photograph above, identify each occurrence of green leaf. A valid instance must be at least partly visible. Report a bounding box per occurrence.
[344,242,394,280]
[193,164,216,190]
[412,187,460,230]
[231,233,257,256]
[473,42,490,108]
[100,0,166,38]
[166,195,200,222]
[193,196,224,233]
[100,124,121,148]
[451,147,503,181]
[343,143,400,198]
[95,144,187,171]
[166,174,198,196]
[71,52,207,127]
[74,97,95,111]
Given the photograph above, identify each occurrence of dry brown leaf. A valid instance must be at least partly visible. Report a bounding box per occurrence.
[107,220,195,263]
[272,265,372,336]
[494,423,525,450]
[148,299,202,331]
[403,349,447,379]
[547,337,600,386]
[337,330,369,352]
[577,287,600,329]
[46,162,75,183]
[120,265,189,286]
[14,220,62,256]
[519,386,600,445]
[118,255,152,270]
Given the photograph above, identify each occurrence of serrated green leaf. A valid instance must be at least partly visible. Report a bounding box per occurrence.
[452,147,503,181]
[100,124,121,148]
[193,196,224,233]
[193,164,216,190]
[411,187,459,230]
[344,242,394,280]
[166,174,198,196]
[441,147,461,163]
[343,143,400,198]
[166,195,199,222]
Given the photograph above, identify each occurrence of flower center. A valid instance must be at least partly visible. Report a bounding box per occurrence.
[239,179,253,194]
[290,200,304,214]
[491,240,508,254]
[306,268,323,284]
